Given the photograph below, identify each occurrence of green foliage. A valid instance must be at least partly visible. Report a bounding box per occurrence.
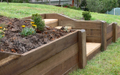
[0,34,3,39]
[80,0,87,7]
[86,0,118,13]
[62,4,70,8]
[70,6,77,9]
[82,11,91,20]
[118,0,120,7]
[21,27,36,36]
[32,13,45,31]
[11,0,29,3]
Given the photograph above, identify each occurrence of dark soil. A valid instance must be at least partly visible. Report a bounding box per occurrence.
[0,16,73,54]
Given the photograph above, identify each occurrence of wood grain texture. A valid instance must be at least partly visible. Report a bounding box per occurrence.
[107,37,113,46]
[101,21,107,51]
[86,42,101,57]
[0,31,78,75]
[107,24,112,34]
[20,43,78,75]
[78,29,87,69]
[0,52,11,60]
[112,23,117,42]
[107,31,112,40]
[86,36,101,43]
[87,46,101,60]
[64,64,79,75]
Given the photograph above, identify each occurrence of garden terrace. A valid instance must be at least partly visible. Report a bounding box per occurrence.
[0,13,120,75]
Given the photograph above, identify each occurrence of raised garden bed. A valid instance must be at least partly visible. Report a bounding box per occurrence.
[1,13,120,75]
[0,15,86,75]
[0,16,73,54]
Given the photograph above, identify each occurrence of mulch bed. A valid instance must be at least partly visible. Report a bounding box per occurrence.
[0,16,73,54]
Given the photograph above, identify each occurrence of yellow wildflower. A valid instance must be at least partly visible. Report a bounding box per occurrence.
[32,31,33,33]
[31,21,34,24]
[0,27,2,29]
[2,35,4,37]
[32,24,37,26]
[32,24,37,28]
[22,25,25,28]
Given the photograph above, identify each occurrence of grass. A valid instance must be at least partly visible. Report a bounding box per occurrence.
[70,38,120,75]
[1,2,120,75]
[0,2,120,25]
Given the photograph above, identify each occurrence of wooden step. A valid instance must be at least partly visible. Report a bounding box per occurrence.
[44,19,58,27]
[86,42,101,60]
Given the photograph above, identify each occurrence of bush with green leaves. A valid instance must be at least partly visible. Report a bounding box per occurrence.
[11,0,29,3]
[0,34,4,39]
[82,11,91,20]
[63,4,70,8]
[32,13,45,31]
[86,0,118,13]
[21,27,36,36]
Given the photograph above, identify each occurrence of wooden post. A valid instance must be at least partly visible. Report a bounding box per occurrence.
[78,29,87,69]
[101,21,107,51]
[112,23,117,42]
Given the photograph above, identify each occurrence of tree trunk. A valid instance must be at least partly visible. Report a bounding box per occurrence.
[1,0,2,2]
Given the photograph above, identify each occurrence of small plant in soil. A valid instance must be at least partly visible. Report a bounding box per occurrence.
[82,11,91,20]
[21,27,36,36]
[31,13,45,31]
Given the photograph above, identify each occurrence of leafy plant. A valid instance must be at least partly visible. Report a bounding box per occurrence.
[0,34,4,39]
[31,13,45,31]
[21,27,36,36]
[82,11,91,20]
[63,4,70,8]
[70,6,77,9]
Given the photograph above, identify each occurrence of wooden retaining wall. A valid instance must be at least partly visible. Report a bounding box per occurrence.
[45,13,102,43]
[0,30,87,75]
[23,13,111,51]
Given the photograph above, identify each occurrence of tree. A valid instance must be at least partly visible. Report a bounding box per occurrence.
[86,0,118,13]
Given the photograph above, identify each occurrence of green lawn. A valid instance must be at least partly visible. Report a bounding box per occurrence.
[1,3,120,75]
[70,39,120,75]
[0,2,120,25]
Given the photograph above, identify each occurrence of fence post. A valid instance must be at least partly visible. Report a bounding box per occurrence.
[101,21,107,51]
[78,29,87,69]
[112,23,117,42]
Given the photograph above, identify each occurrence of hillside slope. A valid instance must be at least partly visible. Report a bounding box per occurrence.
[0,3,120,25]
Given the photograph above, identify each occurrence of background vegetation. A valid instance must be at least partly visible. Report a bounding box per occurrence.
[0,3,120,25]
[86,0,118,13]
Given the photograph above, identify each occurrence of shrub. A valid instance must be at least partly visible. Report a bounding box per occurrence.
[86,0,118,13]
[118,0,120,7]
[82,11,91,20]
[70,6,77,9]
[21,27,36,36]
[11,0,29,3]
[63,4,70,8]
[31,13,45,31]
